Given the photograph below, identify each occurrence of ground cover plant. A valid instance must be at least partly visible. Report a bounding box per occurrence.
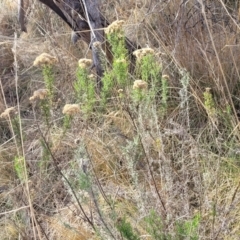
[1,0,240,239]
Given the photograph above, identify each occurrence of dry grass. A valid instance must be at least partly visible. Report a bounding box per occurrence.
[1,0,240,239]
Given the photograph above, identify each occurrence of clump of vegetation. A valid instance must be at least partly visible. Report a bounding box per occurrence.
[1,0,240,239]
[31,53,58,124]
[74,58,96,114]
[14,155,25,182]
[99,20,130,106]
[33,53,57,99]
[116,217,140,240]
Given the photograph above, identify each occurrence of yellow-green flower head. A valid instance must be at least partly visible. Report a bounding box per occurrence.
[133,80,148,90]
[62,104,80,116]
[0,107,17,119]
[78,58,93,69]
[29,89,49,101]
[133,48,155,60]
[33,53,58,67]
[105,20,125,35]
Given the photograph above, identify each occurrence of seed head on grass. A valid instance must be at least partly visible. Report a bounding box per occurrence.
[62,104,80,130]
[78,58,93,69]
[88,74,96,80]
[0,107,17,119]
[33,53,58,67]
[105,20,125,35]
[33,53,56,103]
[29,89,49,101]
[62,104,80,116]
[133,48,155,61]
[133,80,148,90]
